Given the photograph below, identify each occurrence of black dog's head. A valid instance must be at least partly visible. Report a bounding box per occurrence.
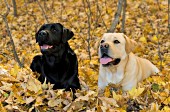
[36,23,74,56]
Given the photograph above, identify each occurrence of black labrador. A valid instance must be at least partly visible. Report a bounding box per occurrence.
[30,23,81,92]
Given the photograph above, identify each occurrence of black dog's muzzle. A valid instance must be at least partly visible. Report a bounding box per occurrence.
[39,30,48,37]
[37,30,49,45]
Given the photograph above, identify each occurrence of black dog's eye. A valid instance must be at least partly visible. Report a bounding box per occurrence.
[114,40,120,44]
[51,25,59,32]
[52,29,57,32]
[101,40,105,43]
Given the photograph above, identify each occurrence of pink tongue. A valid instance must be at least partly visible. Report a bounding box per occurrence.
[41,45,49,49]
[100,58,113,64]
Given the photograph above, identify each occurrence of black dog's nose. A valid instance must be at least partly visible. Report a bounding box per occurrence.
[100,43,109,49]
[39,30,48,37]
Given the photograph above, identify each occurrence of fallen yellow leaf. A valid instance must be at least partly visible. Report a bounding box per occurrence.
[112,91,123,101]
[128,87,145,98]
[151,35,158,43]
[26,76,42,93]
[139,36,147,44]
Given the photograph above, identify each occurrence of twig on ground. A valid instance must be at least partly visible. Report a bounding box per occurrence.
[0,0,23,68]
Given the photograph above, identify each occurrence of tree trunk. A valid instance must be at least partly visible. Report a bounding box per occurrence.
[108,0,124,33]
[121,0,126,33]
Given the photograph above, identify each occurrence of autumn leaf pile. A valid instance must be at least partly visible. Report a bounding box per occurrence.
[0,0,169,111]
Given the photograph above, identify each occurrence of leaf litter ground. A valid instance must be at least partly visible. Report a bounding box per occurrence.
[0,0,169,111]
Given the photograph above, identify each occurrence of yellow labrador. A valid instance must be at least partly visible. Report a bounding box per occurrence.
[98,33,159,91]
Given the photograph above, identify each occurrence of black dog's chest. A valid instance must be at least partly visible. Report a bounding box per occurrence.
[43,62,69,82]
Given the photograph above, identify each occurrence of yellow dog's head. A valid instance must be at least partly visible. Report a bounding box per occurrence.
[99,33,137,67]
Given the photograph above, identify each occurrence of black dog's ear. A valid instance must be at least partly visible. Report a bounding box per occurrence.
[62,28,74,43]
[35,32,38,43]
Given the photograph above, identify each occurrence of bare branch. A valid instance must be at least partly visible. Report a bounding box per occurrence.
[12,0,17,17]
[60,0,63,22]
[156,0,163,71]
[82,0,92,60]
[37,0,49,23]
[1,0,23,68]
[43,0,48,11]
[51,0,55,11]
[104,0,108,14]
[108,0,124,33]
[0,0,10,17]
[156,26,163,71]
[121,0,126,33]
[95,0,99,28]
[24,0,28,14]
[95,0,108,30]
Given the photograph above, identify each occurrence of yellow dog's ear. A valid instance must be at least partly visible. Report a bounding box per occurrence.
[124,34,138,54]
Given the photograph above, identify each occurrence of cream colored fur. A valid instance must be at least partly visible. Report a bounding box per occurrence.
[98,33,159,91]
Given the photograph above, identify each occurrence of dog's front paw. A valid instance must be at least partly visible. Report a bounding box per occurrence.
[30,55,42,73]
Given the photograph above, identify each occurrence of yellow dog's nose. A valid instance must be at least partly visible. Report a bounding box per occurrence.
[100,43,109,49]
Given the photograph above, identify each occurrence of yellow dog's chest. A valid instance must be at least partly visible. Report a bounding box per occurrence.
[105,70,124,84]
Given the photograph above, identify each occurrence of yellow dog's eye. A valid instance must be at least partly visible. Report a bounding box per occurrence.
[114,40,120,44]
[101,40,105,43]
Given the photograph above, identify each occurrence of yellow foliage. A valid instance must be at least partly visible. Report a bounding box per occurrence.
[0,102,7,112]
[112,91,123,101]
[151,35,158,43]
[128,87,145,98]
[139,36,147,44]
[104,86,111,97]
[0,0,169,111]
[26,76,42,93]
[137,18,144,24]
[9,64,19,78]
[150,102,159,111]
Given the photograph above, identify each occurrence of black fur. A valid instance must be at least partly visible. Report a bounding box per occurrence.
[30,23,80,92]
